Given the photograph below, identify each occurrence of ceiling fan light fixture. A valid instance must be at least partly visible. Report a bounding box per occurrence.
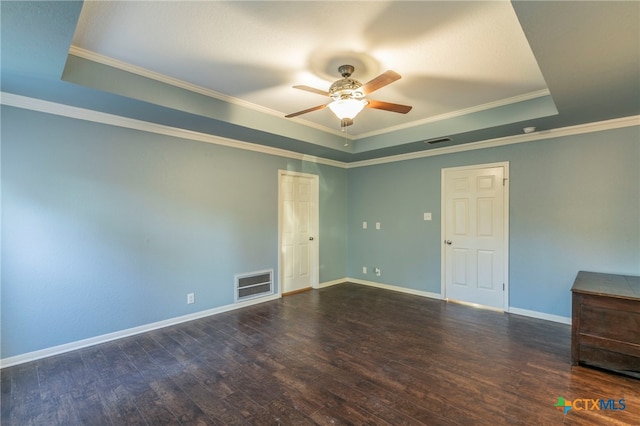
[328,98,368,120]
[286,65,411,123]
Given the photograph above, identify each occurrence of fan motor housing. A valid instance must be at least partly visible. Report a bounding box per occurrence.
[329,78,364,100]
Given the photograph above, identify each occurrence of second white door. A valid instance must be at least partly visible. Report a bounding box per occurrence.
[442,163,508,310]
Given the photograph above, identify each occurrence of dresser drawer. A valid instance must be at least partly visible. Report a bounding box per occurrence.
[578,295,640,345]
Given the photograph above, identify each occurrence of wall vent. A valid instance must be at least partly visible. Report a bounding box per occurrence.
[424,137,452,145]
[235,269,274,302]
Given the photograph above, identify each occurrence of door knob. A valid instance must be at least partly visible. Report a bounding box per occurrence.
[445,240,452,245]
[309,237,314,241]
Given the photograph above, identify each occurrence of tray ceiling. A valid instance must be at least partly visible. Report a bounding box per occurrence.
[2,1,638,162]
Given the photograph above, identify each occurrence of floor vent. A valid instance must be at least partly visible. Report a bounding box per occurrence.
[235,269,274,302]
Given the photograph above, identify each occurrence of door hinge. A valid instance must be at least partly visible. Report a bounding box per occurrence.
[503,283,505,291]
[503,178,507,186]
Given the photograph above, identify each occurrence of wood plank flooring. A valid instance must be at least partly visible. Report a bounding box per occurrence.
[2,283,639,425]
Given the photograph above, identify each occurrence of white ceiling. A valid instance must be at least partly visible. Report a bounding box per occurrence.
[70,1,549,139]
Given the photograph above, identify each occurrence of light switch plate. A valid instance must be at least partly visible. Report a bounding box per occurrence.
[376,222,381,230]
[424,212,432,221]
[363,221,367,229]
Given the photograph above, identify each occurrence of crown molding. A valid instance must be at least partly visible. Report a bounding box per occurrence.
[347,115,640,168]
[68,46,278,117]
[3,92,638,170]
[68,47,550,142]
[0,92,347,168]
[67,46,348,138]
[356,89,552,139]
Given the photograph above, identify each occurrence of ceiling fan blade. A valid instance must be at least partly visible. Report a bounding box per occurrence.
[285,104,328,118]
[293,85,330,97]
[361,70,402,95]
[366,99,412,114]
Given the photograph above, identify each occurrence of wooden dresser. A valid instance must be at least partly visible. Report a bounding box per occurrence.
[571,271,640,378]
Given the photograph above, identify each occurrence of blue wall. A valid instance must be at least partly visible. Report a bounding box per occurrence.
[1,106,348,359]
[348,126,640,317]
[2,103,639,360]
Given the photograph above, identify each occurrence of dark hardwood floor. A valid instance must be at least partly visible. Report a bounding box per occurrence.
[2,283,639,425]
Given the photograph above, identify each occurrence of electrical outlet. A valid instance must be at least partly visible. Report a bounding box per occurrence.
[187,293,195,304]
[362,266,367,274]
[375,268,381,276]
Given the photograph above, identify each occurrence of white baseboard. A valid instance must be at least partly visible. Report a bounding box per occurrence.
[317,278,346,288]
[346,278,571,325]
[2,282,571,368]
[508,307,571,325]
[0,293,281,369]
[347,277,444,300]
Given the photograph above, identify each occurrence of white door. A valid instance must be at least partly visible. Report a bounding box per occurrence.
[279,171,319,295]
[442,163,508,310]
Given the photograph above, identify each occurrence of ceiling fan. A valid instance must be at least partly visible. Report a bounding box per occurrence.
[285,65,412,127]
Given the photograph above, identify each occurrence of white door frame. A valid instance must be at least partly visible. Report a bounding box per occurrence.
[440,162,510,310]
[278,170,320,295]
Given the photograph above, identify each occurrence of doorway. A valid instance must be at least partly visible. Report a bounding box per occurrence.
[441,162,509,310]
[278,170,319,296]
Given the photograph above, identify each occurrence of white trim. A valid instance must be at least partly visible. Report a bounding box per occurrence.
[0,92,347,169]
[0,277,571,368]
[68,47,550,141]
[347,277,444,300]
[68,46,348,138]
[440,162,510,311]
[447,298,505,313]
[69,45,246,110]
[278,170,320,294]
[508,307,571,325]
[347,115,640,168]
[69,46,275,116]
[0,293,280,369]
[503,165,510,311]
[350,278,571,325]
[2,92,637,169]
[356,89,551,139]
[317,278,345,288]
